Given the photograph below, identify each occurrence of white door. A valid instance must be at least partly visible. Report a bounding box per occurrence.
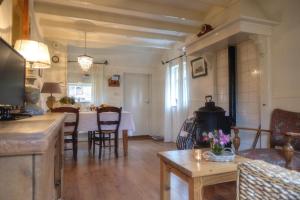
[124,73,151,135]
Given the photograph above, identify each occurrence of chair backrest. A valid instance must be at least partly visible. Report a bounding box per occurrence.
[51,107,80,134]
[270,109,300,150]
[96,106,122,133]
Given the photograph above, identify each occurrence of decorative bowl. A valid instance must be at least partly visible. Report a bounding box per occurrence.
[203,148,235,162]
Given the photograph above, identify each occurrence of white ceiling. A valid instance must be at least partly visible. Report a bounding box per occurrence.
[33,0,232,49]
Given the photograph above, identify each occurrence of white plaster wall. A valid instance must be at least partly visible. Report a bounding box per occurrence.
[102,65,153,107]
[68,46,162,106]
[67,46,163,135]
[151,65,165,136]
[188,53,215,115]
[268,0,300,112]
[204,0,240,28]
[41,41,68,111]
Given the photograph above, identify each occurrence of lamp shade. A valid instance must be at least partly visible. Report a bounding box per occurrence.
[14,40,51,69]
[41,82,62,94]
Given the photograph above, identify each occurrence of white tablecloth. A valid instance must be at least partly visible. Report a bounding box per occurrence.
[77,111,135,135]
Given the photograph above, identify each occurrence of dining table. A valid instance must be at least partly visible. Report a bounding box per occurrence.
[77,111,135,156]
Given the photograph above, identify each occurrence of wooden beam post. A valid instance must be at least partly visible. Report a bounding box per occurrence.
[22,0,29,39]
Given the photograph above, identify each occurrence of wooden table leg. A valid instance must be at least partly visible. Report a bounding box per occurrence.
[160,160,170,200]
[122,130,128,156]
[188,177,203,200]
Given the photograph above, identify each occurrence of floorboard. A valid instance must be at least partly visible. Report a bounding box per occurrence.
[64,139,235,200]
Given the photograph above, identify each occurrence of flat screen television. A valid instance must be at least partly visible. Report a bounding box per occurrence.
[0,37,25,106]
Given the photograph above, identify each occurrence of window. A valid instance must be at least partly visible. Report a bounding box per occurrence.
[170,62,188,107]
[68,83,92,103]
[170,64,179,107]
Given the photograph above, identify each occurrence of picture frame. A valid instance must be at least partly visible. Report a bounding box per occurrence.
[108,74,120,87]
[191,57,207,78]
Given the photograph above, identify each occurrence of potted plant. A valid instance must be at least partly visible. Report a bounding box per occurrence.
[203,130,230,155]
[59,96,75,105]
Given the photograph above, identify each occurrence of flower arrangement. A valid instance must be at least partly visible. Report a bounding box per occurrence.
[202,130,230,155]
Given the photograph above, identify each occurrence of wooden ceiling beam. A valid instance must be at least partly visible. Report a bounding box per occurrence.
[40,19,185,42]
[34,1,199,34]
[42,0,205,23]
[42,28,172,49]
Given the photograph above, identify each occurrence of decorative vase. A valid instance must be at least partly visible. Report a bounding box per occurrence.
[211,143,223,155]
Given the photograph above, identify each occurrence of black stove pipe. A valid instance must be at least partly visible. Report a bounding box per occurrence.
[228,46,236,125]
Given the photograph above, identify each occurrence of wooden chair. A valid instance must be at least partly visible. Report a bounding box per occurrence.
[92,106,122,159]
[233,109,300,170]
[51,107,80,160]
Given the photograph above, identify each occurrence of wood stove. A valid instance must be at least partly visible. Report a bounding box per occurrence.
[194,96,232,147]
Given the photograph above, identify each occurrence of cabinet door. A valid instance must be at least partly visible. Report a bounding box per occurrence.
[0,156,33,200]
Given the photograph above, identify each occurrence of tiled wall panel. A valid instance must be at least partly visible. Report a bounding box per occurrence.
[236,40,261,150]
[215,40,261,150]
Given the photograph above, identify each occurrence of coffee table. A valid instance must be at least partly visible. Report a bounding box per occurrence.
[157,150,248,200]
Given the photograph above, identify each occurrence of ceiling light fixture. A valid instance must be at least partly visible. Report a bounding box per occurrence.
[77,32,93,72]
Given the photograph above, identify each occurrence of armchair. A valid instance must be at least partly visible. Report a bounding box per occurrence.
[232,109,300,170]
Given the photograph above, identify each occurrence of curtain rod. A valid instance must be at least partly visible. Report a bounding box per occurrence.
[68,60,109,65]
[161,52,186,65]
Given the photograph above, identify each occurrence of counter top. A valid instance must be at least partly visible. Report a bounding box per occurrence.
[0,113,65,156]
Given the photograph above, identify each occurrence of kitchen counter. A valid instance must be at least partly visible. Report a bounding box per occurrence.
[0,113,66,199]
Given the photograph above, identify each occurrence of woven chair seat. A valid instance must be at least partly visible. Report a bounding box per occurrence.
[238,160,300,200]
[238,149,300,171]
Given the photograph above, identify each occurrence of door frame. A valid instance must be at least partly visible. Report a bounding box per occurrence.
[123,72,152,135]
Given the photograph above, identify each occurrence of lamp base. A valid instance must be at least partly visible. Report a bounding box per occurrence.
[26,68,37,85]
[46,95,56,110]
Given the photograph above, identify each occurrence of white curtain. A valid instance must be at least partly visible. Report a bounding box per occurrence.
[163,63,173,142]
[163,56,190,142]
[91,64,104,106]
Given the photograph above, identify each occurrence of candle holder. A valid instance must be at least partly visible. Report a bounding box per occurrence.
[193,149,202,161]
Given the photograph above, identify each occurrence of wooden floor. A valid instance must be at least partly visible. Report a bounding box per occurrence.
[64,139,235,200]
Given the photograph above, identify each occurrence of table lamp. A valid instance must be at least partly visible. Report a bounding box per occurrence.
[41,82,62,110]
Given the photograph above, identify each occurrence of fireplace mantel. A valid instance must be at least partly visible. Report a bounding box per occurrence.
[185,16,278,56]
